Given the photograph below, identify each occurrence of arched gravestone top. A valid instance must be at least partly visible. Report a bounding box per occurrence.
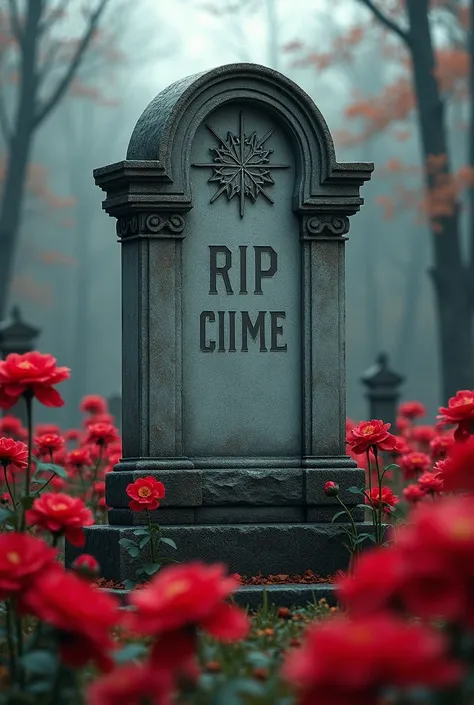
[96,63,372,219]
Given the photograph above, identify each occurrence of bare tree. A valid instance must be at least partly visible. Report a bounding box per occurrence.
[0,0,110,319]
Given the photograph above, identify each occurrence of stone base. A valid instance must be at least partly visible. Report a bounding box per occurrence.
[65,522,371,583]
[105,583,337,609]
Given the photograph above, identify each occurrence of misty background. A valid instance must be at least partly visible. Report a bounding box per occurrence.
[3,0,450,427]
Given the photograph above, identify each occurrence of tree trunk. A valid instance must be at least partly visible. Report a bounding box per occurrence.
[0,1,43,320]
[406,0,474,400]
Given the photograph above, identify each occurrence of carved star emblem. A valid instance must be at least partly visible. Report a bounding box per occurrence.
[193,112,289,218]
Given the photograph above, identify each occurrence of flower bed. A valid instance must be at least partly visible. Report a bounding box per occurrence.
[1,350,474,703]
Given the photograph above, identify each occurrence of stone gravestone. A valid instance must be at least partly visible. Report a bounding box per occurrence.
[70,64,373,583]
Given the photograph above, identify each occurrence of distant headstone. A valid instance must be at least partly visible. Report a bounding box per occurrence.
[73,64,373,582]
[361,352,405,429]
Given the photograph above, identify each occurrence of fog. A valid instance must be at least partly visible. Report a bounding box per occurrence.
[3,0,466,427]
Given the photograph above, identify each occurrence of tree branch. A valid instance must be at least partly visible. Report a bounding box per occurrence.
[39,0,70,36]
[33,0,110,128]
[7,0,24,48]
[0,89,12,145]
[356,0,411,46]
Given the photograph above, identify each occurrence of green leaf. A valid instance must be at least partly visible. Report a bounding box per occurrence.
[143,563,161,576]
[36,463,68,479]
[118,538,137,549]
[21,650,57,675]
[331,510,348,523]
[159,537,177,550]
[383,464,400,472]
[127,547,140,558]
[348,486,364,495]
[356,503,374,512]
[356,532,377,544]
[0,507,13,524]
[132,529,149,537]
[114,643,147,664]
[123,579,137,590]
[139,535,151,549]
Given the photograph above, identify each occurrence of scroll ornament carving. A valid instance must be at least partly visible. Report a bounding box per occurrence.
[305,214,350,237]
[116,213,186,239]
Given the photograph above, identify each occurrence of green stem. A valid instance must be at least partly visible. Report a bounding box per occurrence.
[335,495,359,571]
[374,448,384,546]
[366,447,378,543]
[34,471,58,496]
[3,464,15,509]
[5,601,16,682]
[20,393,33,532]
[147,510,157,564]
[90,445,103,517]
[14,608,24,687]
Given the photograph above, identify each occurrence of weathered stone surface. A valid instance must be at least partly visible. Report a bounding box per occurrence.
[306,506,365,522]
[306,468,365,505]
[67,523,372,580]
[108,508,196,525]
[195,506,304,524]
[106,469,202,508]
[202,468,303,506]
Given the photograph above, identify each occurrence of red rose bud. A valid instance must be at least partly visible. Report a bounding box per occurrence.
[324,481,339,497]
[72,554,100,580]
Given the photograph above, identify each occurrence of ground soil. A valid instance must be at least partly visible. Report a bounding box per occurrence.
[94,570,336,591]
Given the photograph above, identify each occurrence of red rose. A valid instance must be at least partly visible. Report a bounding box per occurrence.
[403,484,427,503]
[67,447,92,469]
[86,422,119,447]
[26,492,93,547]
[411,425,436,446]
[430,434,454,460]
[337,547,403,615]
[418,471,443,494]
[346,419,398,455]
[391,435,411,456]
[63,428,83,443]
[35,423,62,436]
[366,486,398,513]
[0,532,57,599]
[438,437,474,493]
[396,416,411,433]
[0,436,28,471]
[0,415,25,437]
[34,433,64,458]
[127,562,249,639]
[80,394,108,415]
[126,476,165,512]
[72,554,100,579]
[399,401,426,419]
[394,497,474,624]
[84,413,115,428]
[438,389,474,440]
[399,451,431,479]
[94,481,106,495]
[283,614,461,705]
[20,565,119,671]
[0,352,69,409]
[323,481,339,497]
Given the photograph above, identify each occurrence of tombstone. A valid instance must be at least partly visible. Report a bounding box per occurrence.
[361,353,405,429]
[68,64,373,583]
